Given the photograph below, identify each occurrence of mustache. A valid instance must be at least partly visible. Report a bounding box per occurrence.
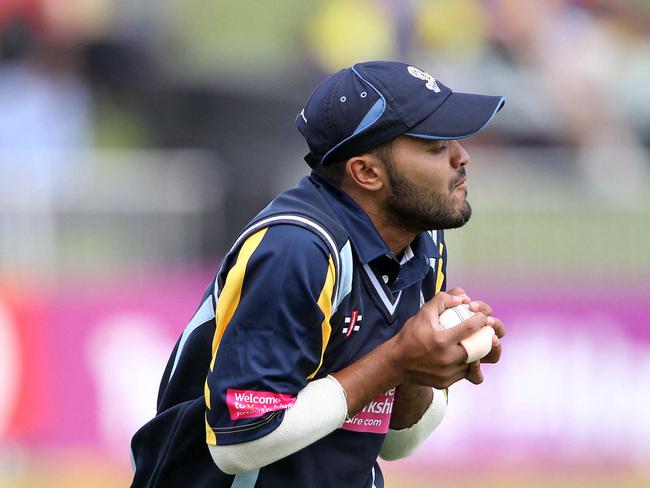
[449,167,467,191]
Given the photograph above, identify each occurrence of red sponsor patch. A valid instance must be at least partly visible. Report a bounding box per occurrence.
[341,388,395,434]
[226,389,296,420]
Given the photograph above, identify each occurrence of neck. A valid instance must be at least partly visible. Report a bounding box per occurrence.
[369,207,417,256]
[341,184,416,256]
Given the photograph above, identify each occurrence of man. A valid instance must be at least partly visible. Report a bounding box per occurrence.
[130,61,506,488]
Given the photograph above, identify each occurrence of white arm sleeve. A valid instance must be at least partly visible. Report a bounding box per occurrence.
[209,376,347,474]
[379,388,448,461]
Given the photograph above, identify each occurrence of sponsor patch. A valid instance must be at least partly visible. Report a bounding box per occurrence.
[341,388,395,433]
[226,389,296,420]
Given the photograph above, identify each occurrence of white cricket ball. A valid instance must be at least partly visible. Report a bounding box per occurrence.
[438,304,495,363]
[439,304,474,330]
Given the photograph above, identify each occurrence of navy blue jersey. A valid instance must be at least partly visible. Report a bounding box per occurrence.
[131,173,447,488]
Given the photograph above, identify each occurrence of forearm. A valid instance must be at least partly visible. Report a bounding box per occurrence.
[330,337,403,416]
[380,387,448,461]
[210,376,347,474]
[211,336,405,474]
[389,384,433,429]
[211,290,481,472]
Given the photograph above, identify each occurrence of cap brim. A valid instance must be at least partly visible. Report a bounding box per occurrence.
[405,92,505,140]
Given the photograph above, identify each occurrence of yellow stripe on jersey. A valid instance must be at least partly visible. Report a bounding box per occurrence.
[204,228,335,444]
[206,414,216,445]
[435,242,445,294]
[204,379,211,408]
[208,228,268,373]
[306,255,335,380]
[205,228,268,445]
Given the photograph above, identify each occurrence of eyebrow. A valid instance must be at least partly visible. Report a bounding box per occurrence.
[421,139,447,148]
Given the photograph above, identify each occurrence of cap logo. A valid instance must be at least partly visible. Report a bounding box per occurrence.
[407,66,441,93]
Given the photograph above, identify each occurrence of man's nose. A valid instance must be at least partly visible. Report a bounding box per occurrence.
[451,140,470,168]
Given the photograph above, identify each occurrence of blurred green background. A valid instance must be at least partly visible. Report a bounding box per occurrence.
[1,0,649,487]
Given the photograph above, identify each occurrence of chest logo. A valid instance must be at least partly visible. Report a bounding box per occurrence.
[342,309,362,337]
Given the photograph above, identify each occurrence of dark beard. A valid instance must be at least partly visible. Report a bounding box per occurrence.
[383,159,472,233]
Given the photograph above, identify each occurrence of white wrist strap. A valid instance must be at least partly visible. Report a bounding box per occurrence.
[210,376,347,474]
[379,388,448,461]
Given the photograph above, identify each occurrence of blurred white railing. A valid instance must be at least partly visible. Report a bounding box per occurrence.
[0,149,225,276]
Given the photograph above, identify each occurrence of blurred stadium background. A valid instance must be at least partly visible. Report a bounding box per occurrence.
[1,0,649,487]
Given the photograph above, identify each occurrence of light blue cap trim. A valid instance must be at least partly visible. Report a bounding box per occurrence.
[352,99,384,136]
[319,66,387,164]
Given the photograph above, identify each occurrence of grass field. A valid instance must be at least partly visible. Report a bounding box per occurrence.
[2,455,649,488]
[383,467,650,488]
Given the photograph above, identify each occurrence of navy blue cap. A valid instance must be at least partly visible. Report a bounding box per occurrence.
[296,61,505,167]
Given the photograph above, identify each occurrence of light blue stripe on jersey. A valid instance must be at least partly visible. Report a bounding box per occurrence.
[232,469,260,487]
[334,240,353,312]
[362,263,402,315]
[169,295,215,379]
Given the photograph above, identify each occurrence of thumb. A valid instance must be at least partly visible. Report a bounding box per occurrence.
[421,292,464,323]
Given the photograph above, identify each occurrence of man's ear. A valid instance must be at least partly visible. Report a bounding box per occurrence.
[345,153,386,192]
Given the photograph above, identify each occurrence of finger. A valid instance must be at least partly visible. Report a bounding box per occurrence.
[478,333,502,364]
[481,344,502,364]
[461,326,495,363]
[443,336,498,366]
[466,361,484,385]
[438,369,469,390]
[446,287,471,303]
[443,313,486,344]
[488,317,506,339]
[443,344,475,367]
[447,287,466,295]
[421,292,464,321]
[434,359,470,377]
[469,300,492,316]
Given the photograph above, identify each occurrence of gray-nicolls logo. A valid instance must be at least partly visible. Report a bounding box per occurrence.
[342,310,362,337]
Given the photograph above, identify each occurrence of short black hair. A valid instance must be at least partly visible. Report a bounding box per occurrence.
[312,159,347,186]
[312,140,394,187]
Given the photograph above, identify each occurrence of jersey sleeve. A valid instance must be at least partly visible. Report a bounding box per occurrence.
[205,224,335,446]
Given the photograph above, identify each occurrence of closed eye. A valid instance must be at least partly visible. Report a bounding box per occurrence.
[430,143,447,154]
